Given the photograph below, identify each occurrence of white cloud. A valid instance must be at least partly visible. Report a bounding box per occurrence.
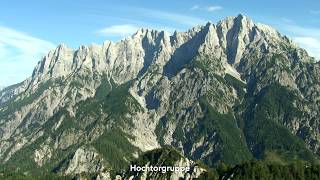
[283,25,320,38]
[310,10,320,15]
[191,5,222,12]
[97,24,140,37]
[134,8,206,27]
[206,6,222,12]
[0,26,55,87]
[294,37,320,59]
[0,26,55,56]
[191,5,200,10]
[281,17,293,23]
[277,23,320,60]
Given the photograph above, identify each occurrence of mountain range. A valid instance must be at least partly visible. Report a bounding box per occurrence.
[1,14,320,179]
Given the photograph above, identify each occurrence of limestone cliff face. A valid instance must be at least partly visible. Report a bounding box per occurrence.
[0,14,319,179]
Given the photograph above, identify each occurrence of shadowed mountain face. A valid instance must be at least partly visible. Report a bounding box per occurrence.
[0,14,320,179]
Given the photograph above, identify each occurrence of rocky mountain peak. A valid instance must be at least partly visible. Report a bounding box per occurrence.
[133,28,162,38]
[17,14,307,93]
[2,15,311,100]
[31,43,74,85]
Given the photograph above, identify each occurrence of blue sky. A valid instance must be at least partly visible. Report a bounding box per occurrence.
[1,0,320,87]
